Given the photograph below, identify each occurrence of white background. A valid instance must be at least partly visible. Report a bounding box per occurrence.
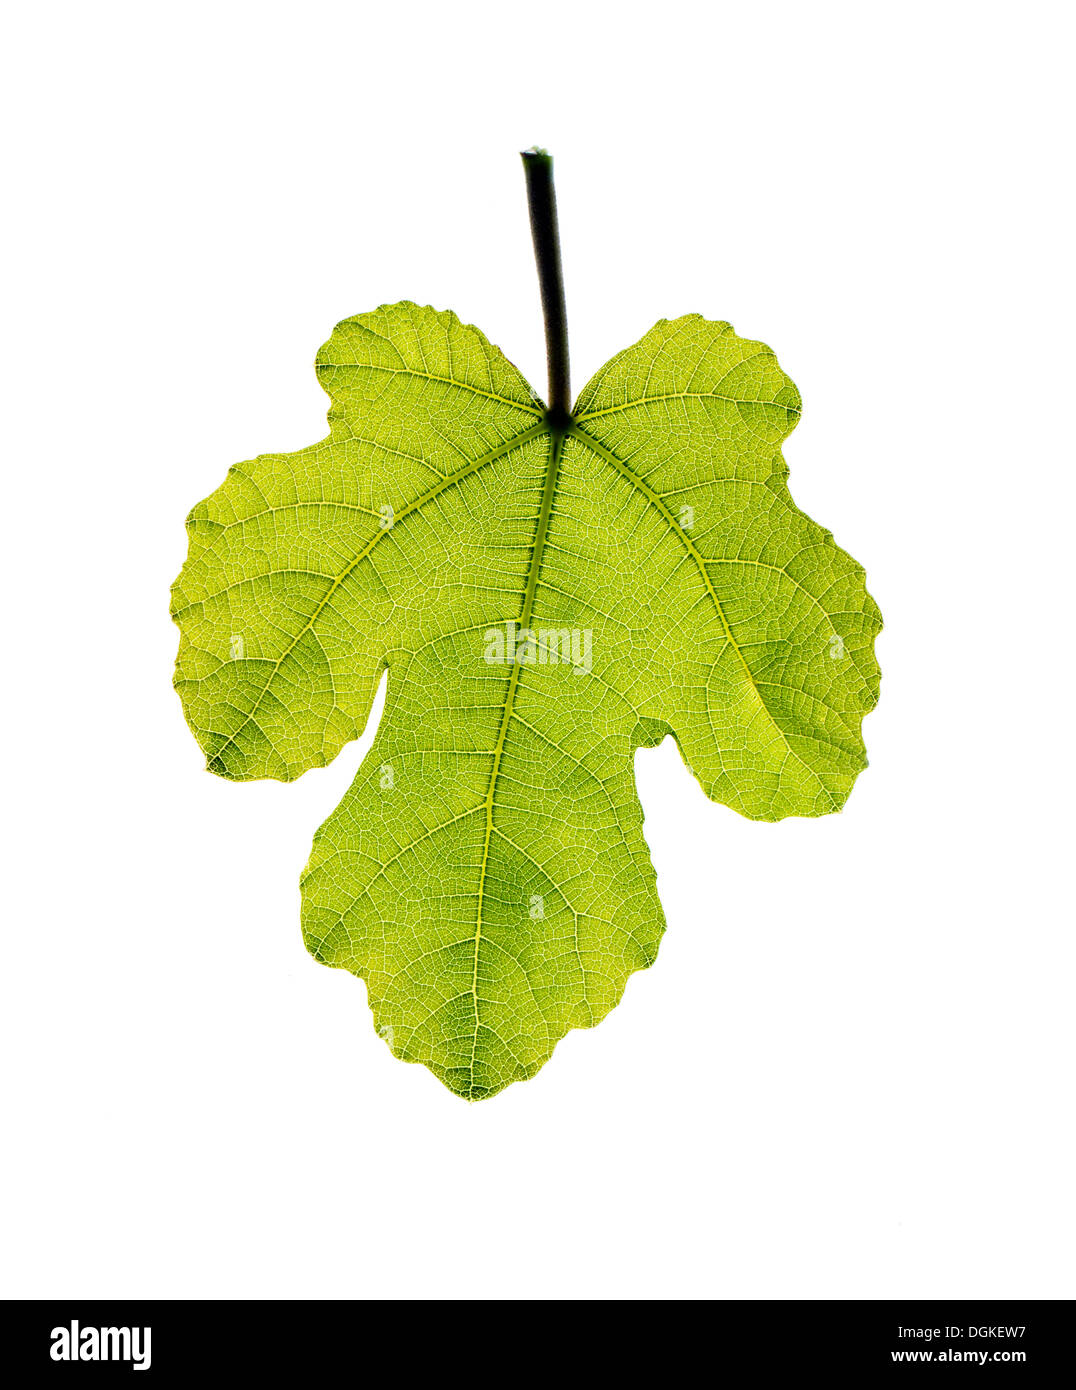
[2,1,1073,1299]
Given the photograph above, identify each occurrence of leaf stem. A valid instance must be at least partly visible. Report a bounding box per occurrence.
[521,148,571,428]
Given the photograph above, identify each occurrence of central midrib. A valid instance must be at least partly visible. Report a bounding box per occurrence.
[468,424,566,1093]
[464,411,835,1092]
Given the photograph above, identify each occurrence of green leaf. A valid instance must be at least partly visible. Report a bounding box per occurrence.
[171,301,880,1099]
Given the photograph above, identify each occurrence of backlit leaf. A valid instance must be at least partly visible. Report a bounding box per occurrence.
[172,301,880,1098]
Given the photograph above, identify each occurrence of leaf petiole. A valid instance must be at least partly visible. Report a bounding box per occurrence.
[521,147,572,428]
